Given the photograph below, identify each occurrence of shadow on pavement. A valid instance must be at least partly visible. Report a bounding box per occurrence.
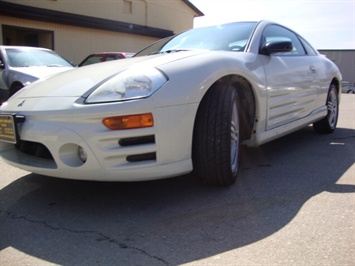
[0,126,354,265]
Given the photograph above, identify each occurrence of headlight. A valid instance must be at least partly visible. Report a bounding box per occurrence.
[85,67,167,103]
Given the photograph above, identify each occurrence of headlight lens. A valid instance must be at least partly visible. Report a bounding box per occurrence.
[85,67,167,103]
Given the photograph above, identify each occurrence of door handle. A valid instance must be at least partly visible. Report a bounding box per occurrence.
[309,65,316,73]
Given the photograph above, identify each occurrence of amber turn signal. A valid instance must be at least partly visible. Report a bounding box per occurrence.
[102,113,154,130]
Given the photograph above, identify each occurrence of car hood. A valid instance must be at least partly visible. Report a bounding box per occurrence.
[9,51,208,99]
[10,66,74,79]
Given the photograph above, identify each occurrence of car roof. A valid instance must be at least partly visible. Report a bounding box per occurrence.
[0,45,52,51]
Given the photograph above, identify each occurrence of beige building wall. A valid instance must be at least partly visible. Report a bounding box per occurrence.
[3,0,198,33]
[1,15,158,64]
[0,0,203,64]
[144,0,198,33]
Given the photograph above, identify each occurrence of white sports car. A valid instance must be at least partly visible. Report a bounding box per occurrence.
[0,21,341,186]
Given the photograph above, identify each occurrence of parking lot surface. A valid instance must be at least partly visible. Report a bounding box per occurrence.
[0,94,354,266]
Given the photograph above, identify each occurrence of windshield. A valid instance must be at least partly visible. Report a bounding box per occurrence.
[6,48,73,67]
[135,22,257,56]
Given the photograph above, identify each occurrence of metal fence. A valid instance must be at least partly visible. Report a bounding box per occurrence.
[318,50,355,93]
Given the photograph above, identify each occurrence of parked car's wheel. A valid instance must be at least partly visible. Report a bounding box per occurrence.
[10,83,24,97]
[193,82,240,186]
[313,84,339,134]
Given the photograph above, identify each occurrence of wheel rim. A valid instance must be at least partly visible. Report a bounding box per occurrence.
[327,89,338,129]
[230,101,239,173]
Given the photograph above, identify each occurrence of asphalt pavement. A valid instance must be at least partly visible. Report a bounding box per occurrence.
[0,94,354,266]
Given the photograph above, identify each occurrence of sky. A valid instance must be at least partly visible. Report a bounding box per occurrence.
[189,0,355,49]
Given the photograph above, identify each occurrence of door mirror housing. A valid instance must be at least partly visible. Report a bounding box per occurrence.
[260,41,293,55]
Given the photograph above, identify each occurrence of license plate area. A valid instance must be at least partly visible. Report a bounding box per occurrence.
[0,114,18,144]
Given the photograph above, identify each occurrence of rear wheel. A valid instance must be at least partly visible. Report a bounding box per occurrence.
[313,84,339,134]
[193,83,240,186]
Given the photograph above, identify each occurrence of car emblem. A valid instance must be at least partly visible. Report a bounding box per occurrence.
[17,100,26,107]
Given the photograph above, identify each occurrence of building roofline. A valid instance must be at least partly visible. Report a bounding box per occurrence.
[0,1,174,38]
[182,0,204,17]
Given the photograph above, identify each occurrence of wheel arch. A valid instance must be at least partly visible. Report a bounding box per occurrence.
[331,77,341,96]
[193,74,256,142]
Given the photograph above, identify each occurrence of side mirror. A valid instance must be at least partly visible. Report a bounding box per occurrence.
[260,41,293,55]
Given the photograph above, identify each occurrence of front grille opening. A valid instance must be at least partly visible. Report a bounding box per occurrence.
[119,135,155,146]
[15,140,53,160]
[126,152,156,162]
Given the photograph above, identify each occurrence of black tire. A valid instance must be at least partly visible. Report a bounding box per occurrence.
[10,83,24,97]
[313,84,339,134]
[192,82,240,186]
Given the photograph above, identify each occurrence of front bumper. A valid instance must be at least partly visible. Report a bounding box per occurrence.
[0,98,198,181]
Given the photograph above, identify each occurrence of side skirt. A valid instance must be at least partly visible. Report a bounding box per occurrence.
[243,105,327,147]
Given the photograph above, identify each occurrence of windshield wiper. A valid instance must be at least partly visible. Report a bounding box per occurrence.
[151,49,189,55]
[46,64,63,67]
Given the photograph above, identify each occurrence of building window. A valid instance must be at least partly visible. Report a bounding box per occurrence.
[123,0,132,14]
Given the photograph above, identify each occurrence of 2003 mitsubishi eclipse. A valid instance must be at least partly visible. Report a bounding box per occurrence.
[0,21,341,186]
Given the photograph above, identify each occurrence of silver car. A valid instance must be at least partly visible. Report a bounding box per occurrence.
[0,46,74,104]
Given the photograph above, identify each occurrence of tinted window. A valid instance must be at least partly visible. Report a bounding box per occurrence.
[299,36,318,55]
[80,55,104,66]
[261,25,306,55]
[105,55,120,61]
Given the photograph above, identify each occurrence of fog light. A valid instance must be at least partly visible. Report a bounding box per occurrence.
[78,146,87,163]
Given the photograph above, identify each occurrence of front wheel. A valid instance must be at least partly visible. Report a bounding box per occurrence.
[192,83,240,186]
[10,83,24,97]
[313,84,339,134]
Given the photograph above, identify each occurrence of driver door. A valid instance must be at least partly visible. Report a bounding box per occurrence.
[260,25,318,130]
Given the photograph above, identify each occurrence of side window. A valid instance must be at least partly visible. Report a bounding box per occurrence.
[105,55,118,62]
[261,25,306,56]
[299,36,317,55]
